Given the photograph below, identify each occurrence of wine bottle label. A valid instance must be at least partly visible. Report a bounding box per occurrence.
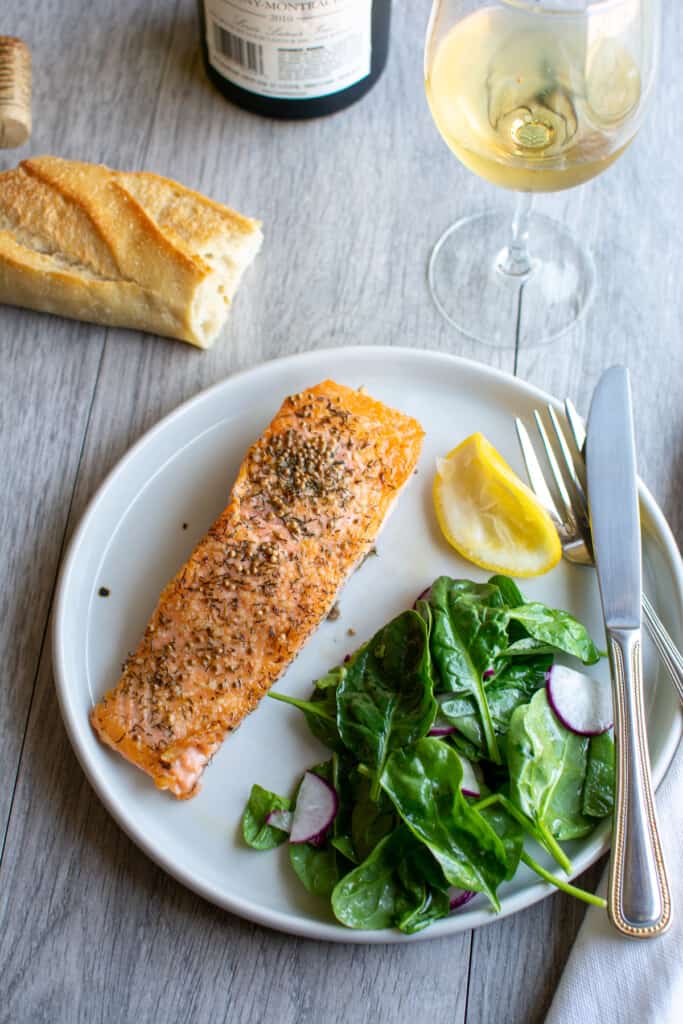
[203,0,372,100]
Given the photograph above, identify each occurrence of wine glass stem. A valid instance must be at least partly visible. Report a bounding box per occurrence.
[497,191,534,278]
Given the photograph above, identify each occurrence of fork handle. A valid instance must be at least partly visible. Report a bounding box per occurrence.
[643,593,683,704]
[607,628,671,937]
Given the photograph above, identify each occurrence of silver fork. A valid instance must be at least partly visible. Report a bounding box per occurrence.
[515,400,683,704]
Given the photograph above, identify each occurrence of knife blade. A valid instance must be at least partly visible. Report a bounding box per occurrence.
[586,367,641,628]
[586,365,671,937]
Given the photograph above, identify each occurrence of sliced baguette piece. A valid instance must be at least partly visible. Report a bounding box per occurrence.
[0,156,262,347]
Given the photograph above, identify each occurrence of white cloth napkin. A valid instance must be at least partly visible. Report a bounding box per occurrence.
[546,742,683,1024]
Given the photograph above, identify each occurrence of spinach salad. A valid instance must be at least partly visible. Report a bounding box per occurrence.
[242,575,614,934]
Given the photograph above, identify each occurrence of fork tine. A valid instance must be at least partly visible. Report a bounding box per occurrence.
[546,405,589,518]
[563,398,588,493]
[514,418,563,527]
[565,397,587,451]
[532,409,575,525]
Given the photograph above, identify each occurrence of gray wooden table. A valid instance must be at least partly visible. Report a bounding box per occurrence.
[1,2,681,1022]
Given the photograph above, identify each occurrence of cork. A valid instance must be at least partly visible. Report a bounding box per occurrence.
[0,37,31,148]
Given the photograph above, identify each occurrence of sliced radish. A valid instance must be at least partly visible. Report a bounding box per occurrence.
[289,771,339,846]
[457,753,481,798]
[412,586,432,609]
[428,715,457,737]
[426,724,482,795]
[265,809,293,833]
[449,888,475,911]
[546,664,613,736]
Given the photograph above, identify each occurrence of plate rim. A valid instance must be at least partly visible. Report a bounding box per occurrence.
[52,345,683,943]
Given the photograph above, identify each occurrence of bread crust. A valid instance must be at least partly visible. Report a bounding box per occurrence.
[0,156,262,347]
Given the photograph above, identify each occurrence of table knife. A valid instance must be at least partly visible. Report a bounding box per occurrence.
[586,365,671,937]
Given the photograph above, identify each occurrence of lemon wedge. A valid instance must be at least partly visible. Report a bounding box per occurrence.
[433,432,562,577]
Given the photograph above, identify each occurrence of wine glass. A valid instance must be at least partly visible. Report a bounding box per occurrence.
[424,0,659,346]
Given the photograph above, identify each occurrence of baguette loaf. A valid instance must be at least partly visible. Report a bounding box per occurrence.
[0,157,262,347]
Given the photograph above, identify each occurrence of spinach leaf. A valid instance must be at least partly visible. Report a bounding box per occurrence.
[350,774,396,862]
[414,598,432,632]
[521,849,606,909]
[582,730,615,819]
[331,828,418,930]
[396,841,451,934]
[488,574,539,650]
[396,883,451,935]
[242,784,292,850]
[309,757,334,783]
[508,689,594,843]
[473,790,570,875]
[445,724,485,763]
[502,638,559,658]
[428,576,510,762]
[508,604,600,664]
[312,665,345,693]
[325,753,360,863]
[336,610,437,793]
[429,579,509,686]
[476,797,604,908]
[331,826,450,932]
[331,752,355,840]
[477,802,524,880]
[441,578,507,607]
[268,687,345,752]
[488,574,525,608]
[250,574,609,934]
[268,661,361,753]
[437,656,551,759]
[487,656,552,747]
[330,836,358,864]
[289,843,341,898]
[380,738,509,909]
[437,693,485,754]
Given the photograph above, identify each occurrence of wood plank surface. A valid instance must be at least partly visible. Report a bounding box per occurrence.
[0,0,185,849]
[0,2,680,1023]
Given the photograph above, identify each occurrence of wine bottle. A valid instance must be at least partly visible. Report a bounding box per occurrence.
[198,1,391,119]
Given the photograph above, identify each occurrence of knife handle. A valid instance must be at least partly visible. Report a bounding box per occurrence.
[607,628,672,938]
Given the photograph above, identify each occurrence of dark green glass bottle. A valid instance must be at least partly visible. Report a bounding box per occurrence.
[198,1,391,119]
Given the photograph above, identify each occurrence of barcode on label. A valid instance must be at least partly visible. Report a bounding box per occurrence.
[213,23,264,74]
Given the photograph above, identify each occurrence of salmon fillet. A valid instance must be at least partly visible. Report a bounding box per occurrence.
[90,380,424,798]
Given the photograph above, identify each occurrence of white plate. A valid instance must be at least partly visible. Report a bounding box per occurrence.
[53,347,683,943]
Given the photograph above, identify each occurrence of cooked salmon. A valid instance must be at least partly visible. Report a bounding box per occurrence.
[90,380,424,798]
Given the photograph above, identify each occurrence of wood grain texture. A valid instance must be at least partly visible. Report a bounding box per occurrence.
[465,859,605,1024]
[0,1,680,1022]
[0,0,185,847]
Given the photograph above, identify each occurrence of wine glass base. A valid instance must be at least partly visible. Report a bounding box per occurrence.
[428,211,596,348]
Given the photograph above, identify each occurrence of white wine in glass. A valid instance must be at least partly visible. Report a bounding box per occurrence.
[424,0,659,345]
